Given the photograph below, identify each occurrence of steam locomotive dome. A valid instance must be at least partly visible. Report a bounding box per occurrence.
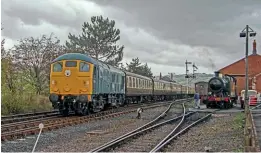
[208,77,223,92]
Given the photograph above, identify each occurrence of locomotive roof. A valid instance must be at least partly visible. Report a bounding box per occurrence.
[52,53,125,74]
[52,53,98,64]
[125,71,152,80]
[195,81,208,84]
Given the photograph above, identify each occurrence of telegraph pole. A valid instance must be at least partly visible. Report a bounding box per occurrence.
[240,25,256,115]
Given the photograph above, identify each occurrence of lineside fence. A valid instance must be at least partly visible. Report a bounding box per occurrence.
[244,100,261,152]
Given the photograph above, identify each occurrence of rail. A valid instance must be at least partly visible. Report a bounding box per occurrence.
[89,103,192,152]
[150,113,212,152]
[244,104,261,152]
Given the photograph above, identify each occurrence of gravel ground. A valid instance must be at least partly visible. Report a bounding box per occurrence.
[164,112,245,152]
[1,103,184,152]
[111,108,194,152]
[109,107,185,152]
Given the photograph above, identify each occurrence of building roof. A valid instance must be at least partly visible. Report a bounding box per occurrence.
[218,54,261,72]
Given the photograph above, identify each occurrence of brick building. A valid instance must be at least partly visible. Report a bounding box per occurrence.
[218,40,261,95]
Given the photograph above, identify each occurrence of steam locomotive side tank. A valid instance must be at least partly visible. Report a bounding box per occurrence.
[206,71,237,109]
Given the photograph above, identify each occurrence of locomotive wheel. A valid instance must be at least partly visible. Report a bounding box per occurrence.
[219,102,225,109]
[60,108,69,116]
[82,107,90,116]
[82,103,90,116]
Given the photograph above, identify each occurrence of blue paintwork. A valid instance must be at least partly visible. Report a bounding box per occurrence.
[94,61,125,95]
[52,53,98,64]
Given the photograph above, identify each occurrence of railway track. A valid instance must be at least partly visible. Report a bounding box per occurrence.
[1,99,191,141]
[89,103,213,152]
[1,110,60,124]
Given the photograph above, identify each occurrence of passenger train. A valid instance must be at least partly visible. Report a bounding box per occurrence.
[49,53,195,116]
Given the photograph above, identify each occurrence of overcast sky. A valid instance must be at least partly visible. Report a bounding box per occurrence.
[2,0,261,75]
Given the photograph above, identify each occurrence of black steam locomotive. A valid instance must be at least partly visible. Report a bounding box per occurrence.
[205,71,237,109]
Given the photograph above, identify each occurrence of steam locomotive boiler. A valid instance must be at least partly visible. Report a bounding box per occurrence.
[206,71,237,109]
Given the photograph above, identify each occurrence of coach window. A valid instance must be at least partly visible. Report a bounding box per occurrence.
[112,74,115,82]
[139,79,141,89]
[53,62,63,72]
[133,78,135,88]
[117,75,119,83]
[136,78,139,88]
[79,62,90,72]
[129,77,132,87]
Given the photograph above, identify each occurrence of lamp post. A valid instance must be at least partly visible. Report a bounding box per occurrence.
[239,25,256,115]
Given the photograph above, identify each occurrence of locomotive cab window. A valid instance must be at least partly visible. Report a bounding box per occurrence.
[65,61,77,67]
[79,62,90,72]
[53,62,63,72]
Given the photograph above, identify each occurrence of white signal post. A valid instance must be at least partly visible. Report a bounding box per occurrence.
[185,60,198,100]
[32,123,44,153]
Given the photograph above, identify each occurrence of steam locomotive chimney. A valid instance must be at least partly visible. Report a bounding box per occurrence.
[253,39,257,55]
[214,71,220,77]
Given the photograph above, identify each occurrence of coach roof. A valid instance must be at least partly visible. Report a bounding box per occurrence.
[52,53,98,64]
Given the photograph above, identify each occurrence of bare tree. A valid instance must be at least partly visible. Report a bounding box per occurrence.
[11,33,64,95]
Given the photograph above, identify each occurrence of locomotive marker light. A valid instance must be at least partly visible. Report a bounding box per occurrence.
[239,25,257,115]
[32,123,44,153]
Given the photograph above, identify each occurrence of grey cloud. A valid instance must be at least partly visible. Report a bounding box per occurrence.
[91,0,261,48]
[1,0,261,75]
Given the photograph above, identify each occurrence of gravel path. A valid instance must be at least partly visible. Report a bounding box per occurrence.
[164,112,245,152]
[1,103,184,152]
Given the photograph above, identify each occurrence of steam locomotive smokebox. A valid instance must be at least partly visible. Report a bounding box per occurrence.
[208,74,231,93]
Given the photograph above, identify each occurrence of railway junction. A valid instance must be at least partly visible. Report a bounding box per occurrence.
[1,99,260,152]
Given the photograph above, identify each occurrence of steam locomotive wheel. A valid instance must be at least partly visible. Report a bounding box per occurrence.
[219,102,225,109]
